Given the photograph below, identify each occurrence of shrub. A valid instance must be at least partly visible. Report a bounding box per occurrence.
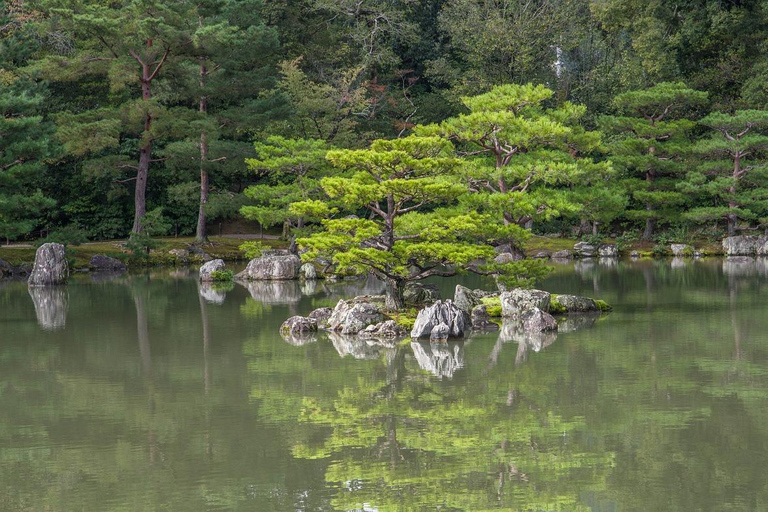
[209,269,234,282]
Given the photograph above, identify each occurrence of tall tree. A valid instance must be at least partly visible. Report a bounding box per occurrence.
[600,82,707,240]
[33,0,196,234]
[683,110,768,235]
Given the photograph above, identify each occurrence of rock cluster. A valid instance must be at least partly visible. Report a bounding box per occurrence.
[327,298,384,335]
[722,235,768,256]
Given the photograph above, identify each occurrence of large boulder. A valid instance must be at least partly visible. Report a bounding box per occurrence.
[299,263,317,280]
[308,307,333,328]
[551,250,573,260]
[500,288,551,318]
[494,252,523,264]
[522,307,558,332]
[470,305,498,331]
[598,244,618,258]
[555,294,598,313]
[410,300,468,339]
[359,320,407,339]
[199,259,226,282]
[670,244,693,257]
[89,254,127,273]
[573,241,597,258]
[328,299,384,335]
[723,235,766,256]
[280,316,318,336]
[236,251,301,280]
[430,322,450,341]
[453,284,482,314]
[403,282,441,306]
[28,243,68,286]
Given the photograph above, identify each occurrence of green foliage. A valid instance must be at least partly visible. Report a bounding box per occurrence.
[594,299,612,312]
[39,225,90,247]
[549,296,567,315]
[238,241,266,260]
[480,296,502,317]
[209,269,234,282]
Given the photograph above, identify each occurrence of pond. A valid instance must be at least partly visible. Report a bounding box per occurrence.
[2,257,768,511]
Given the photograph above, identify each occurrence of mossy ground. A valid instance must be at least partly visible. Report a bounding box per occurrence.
[0,236,288,268]
[480,297,502,317]
[389,308,419,330]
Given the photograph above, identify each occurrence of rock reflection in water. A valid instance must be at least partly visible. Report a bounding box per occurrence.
[671,257,687,269]
[281,331,318,346]
[411,340,465,379]
[557,313,600,333]
[89,271,126,284]
[240,280,302,304]
[598,257,618,268]
[28,286,68,331]
[328,331,396,360]
[498,321,558,366]
[723,257,757,277]
[199,282,227,304]
[323,275,385,299]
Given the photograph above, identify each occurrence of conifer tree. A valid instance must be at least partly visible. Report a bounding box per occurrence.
[683,110,768,235]
[600,82,707,240]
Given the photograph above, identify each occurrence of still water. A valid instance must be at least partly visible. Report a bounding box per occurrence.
[2,258,768,511]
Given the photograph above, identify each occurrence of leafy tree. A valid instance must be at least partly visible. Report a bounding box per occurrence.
[683,110,768,235]
[417,83,611,246]
[600,82,707,240]
[241,136,332,250]
[292,135,550,310]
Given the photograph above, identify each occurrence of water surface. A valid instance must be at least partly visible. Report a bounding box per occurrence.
[2,258,768,511]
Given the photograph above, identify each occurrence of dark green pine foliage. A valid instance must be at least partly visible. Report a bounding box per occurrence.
[162,0,280,243]
[33,0,198,235]
[600,82,707,240]
[0,5,55,242]
[683,110,768,235]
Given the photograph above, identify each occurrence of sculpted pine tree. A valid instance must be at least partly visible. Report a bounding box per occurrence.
[292,136,549,310]
[600,82,707,240]
[34,0,195,235]
[682,111,768,235]
[417,83,611,246]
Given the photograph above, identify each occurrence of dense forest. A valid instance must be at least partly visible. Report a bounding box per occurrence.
[4,0,768,250]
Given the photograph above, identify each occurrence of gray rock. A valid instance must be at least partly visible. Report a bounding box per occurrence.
[630,250,640,258]
[308,307,333,328]
[453,284,482,314]
[723,235,766,256]
[521,307,558,332]
[169,248,190,264]
[573,241,597,258]
[494,252,523,264]
[328,299,384,335]
[430,322,450,341]
[403,282,441,306]
[551,250,573,259]
[0,258,14,277]
[28,243,68,286]
[556,294,598,312]
[500,288,551,318]
[533,251,550,259]
[199,259,226,282]
[89,254,126,273]
[236,252,301,280]
[670,244,693,257]
[598,244,618,258]
[299,263,317,280]
[410,300,468,339]
[471,305,498,331]
[358,320,407,339]
[280,315,318,337]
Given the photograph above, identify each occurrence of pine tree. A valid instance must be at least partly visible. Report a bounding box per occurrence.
[683,110,768,235]
[600,82,707,240]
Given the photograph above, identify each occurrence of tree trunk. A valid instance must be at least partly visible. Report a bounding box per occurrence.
[384,277,405,311]
[642,217,656,241]
[195,57,209,244]
[132,51,154,235]
[727,154,740,237]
